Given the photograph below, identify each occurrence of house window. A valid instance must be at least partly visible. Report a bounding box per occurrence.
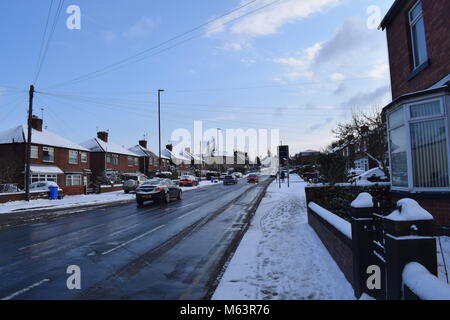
[69,150,78,164]
[388,99,449,190]
[66,174,82,186]
[134,157,139,166]
[80,152,88,163]
[107,153,119,166]
[409,1,428,69]
[30,146,39,159]
[31,174,57,183]
[42,147,54,162]
[127,156,135,167]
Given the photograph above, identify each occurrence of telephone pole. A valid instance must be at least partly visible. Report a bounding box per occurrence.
[25,85,35,201]
[158,89,164,172]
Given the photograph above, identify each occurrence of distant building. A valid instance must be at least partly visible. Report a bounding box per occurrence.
[0,116,91,195]
[80,131,140,184]
[128,140,170,177]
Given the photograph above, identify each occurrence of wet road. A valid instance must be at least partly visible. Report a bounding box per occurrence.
[0,177,272,300]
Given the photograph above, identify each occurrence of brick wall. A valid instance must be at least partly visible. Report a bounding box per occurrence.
[386,0,450,99]
[307,208,354,287]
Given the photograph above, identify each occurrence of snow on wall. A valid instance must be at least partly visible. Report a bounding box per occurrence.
[385,198,434,221]
[351,192,373,208]
[403,262,450,300]
[308,202,352,239]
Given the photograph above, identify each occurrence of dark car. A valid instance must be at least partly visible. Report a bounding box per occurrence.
[135,178,182,206]
[247,174,259,183]
[223,175,238,185]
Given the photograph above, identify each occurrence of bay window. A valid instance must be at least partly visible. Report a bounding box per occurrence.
[388,98,449,191]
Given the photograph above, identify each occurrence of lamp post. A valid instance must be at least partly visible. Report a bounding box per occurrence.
[158,89,165,172]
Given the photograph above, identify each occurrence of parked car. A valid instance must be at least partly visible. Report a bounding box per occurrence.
[122,173,148,193]
[233,172,243,179]
[135,178,182,206]
[223,175,238,185]
[247,174,259,184]
[29,181,59,192]
[179,175,199,187]
[219,174,227,180]
[0,184,20,193]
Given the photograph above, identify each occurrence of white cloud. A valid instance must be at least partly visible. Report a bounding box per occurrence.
[367,63,390,80]
[330,73,345,81]
[124,17,155,38]
[206,0,342,38]
[101,31,117,42]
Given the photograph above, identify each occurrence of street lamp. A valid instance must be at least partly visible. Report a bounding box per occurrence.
[158,89,165,172]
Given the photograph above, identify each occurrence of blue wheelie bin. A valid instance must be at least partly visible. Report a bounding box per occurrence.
[49,186,59,200]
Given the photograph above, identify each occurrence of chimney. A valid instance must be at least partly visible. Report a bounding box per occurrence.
[139,140,148,149]
[97,131,109,143]
[31,116,43,132]
[166,144,173,151]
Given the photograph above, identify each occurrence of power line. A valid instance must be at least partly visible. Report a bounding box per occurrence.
[43,0,282,90]
[33,0,65,85]
[33,0,55,84]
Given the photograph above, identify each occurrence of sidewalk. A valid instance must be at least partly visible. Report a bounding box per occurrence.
[213,174,355,300]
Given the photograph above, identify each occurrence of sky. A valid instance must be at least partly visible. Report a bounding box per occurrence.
[0,0,395,156]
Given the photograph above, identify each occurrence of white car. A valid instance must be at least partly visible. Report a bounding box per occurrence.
[29,181,59,192]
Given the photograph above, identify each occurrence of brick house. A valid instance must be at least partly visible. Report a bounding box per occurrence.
[80,132,140,184]
[128,140,170,177]
[0,116,91,195]
[380,0,450,225]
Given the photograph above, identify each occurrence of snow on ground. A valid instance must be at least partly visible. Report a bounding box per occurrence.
[0,191,135,215]
[437,236,450,283]
[213,174,355,300]
[0,180,219,215]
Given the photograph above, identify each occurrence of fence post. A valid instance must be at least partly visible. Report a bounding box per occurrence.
[349,193,375,299]
[383,199,437,300]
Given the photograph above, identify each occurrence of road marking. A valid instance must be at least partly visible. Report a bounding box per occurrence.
[101,225,165,255]
[1,278,50,300]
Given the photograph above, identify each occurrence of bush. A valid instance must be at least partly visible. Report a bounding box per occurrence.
[316,153,348,184]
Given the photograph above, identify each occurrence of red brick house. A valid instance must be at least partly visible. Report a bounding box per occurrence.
[0,116,91,195]
[128,140,170,177]
[380,0,450,225]
[80,131,140,184]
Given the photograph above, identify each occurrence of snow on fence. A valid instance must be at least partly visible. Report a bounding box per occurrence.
[308,202,352,239]
[403,262,450,300]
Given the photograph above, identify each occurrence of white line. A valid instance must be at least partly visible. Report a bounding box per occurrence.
[1,278,50,300]
[101,225,165,255]
[177,212,194,220]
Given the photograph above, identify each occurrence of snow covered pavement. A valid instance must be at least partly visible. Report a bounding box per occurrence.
[213,174,355,300]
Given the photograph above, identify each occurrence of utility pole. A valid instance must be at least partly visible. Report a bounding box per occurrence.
[25,85,35,201]
[158,89,164,172]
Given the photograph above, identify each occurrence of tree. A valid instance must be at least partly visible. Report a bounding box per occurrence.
[0,154,22,187]
[316,153,348,184]
[331,108,388,175]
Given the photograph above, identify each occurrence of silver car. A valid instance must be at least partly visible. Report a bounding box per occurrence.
[122,173,148,193]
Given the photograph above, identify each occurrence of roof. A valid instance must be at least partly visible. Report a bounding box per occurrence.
[162,148,191,162]
[128,145,158,158]
[30,165,64,175]
[379,0,405,30]
[382,74,450,114]
[80,138,139,157]
[0,125,89,151]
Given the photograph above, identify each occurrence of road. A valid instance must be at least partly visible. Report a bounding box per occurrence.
[0,177,272,300]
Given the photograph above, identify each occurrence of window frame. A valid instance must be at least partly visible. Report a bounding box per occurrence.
[66,174,82,187]
[388,96,450,192]
[30,145,39,159]
[42,146,55,163]
[68,150,78,165]
[80,152,88,163]
[408,1,428,70]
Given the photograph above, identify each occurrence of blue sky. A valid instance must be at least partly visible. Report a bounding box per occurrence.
[0,0,395,155]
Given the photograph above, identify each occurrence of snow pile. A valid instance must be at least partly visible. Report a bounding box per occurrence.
[385,199,434,221]
[308,202,352,239]
[351,192,373,208]
[403,262,450,300]
[0,191,135,215]
[213,175,354,300]
[357,168,386,180]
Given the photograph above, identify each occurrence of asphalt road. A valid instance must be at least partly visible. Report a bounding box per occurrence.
[0,177,272,300]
